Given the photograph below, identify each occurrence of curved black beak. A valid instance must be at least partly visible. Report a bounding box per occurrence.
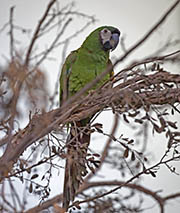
[110,32,120,51]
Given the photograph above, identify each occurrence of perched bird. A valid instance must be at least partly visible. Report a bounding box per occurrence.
[59,26,120,211]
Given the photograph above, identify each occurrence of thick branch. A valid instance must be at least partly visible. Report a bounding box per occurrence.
[0,70,180,179]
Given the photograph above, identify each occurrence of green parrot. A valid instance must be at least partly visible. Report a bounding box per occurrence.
[59,26,120,211]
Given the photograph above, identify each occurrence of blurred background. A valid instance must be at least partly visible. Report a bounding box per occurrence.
[0,0,180,212]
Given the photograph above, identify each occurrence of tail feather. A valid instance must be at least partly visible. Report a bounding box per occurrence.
[62,122,90,211]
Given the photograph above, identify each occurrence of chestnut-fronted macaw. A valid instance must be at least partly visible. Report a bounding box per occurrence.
[60,26,120,211]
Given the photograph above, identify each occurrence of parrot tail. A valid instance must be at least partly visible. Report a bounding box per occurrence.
[62,121,90,211]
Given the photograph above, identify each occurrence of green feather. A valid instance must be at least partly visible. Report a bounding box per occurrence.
[60,26,119,211]
[60,26,117,104]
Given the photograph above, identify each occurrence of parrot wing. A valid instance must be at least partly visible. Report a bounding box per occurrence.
[59,49,78,106]
[60,26,120,211]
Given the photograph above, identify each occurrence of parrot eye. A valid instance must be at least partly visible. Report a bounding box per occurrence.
[100,28,111,39]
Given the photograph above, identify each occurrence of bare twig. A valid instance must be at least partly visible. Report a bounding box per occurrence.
[1,1,180,212]
[24,0,56,67]
[9,6,15,60]
[35,18,72,67]
[84,114,119,181]
[0,68,180,178]
[70,155,180,213]
[114,0,180,67]
[25,172,180,213]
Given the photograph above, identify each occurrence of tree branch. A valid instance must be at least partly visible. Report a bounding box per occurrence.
[24,0,56,67]
[0,68,180,179]
[25,179,180,213]
[84,114,119,181]
[9,6,15,60]
[114,0,180,67]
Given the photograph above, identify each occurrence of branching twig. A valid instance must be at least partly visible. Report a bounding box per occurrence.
[1,1,180,212]
[84,114,119,181]
[114,0,180,67]
[0,67,180,178]
[9,6,15,60]
[70,155,180,213]
[24,0,56,67]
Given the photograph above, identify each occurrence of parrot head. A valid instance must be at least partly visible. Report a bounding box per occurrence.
[82,26,120,52]
[99,26,120,51]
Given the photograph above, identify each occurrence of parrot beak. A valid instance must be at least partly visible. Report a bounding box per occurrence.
[110,33,120,51]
